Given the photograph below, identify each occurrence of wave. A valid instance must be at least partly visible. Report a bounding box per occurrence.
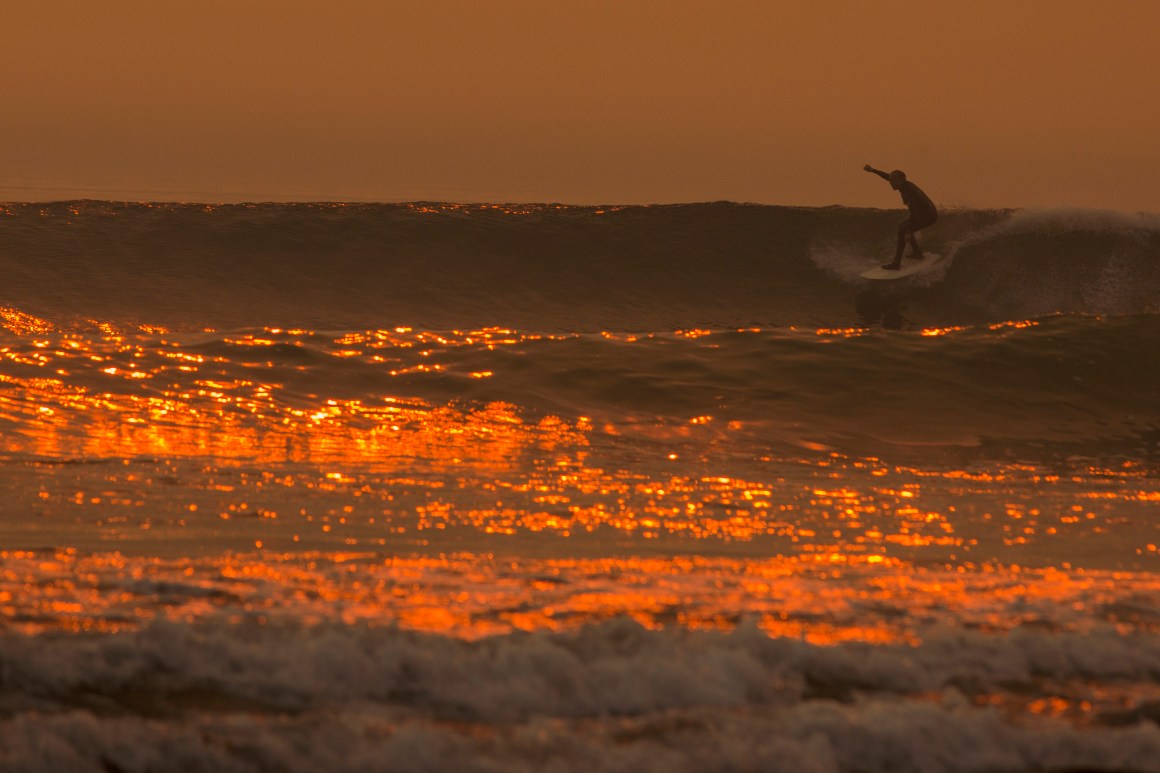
[0,312,1156,455]
[1,201,1157,332]
[8,611,1160,716]
[2,617,1160,772]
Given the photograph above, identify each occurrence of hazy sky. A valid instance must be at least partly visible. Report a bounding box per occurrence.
[2,1,1157,209]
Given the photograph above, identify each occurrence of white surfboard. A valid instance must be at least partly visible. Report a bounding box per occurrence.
[861,253,944,280]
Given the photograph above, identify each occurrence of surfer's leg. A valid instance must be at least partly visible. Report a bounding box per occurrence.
[885,220,908,269]
[907,230,923,259]
[907,213,936,259]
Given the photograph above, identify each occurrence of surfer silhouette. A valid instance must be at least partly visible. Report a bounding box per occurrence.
[863,165,938,270]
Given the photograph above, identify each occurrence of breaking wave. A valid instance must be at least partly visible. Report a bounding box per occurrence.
[1,201,1157,331]
[2,618,1159,772]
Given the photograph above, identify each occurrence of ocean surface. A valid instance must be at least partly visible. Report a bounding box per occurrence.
[0,201,1158,772]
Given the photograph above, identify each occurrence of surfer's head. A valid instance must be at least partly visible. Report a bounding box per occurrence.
[888,170,906,189]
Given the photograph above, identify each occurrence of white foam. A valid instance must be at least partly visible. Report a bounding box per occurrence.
[3,617,1160,769]
[2,688,1160,772]
[980,208,1160,238]
[809,243,877,283]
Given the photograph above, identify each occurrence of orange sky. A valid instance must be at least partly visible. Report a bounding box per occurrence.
[2,1,1157,209]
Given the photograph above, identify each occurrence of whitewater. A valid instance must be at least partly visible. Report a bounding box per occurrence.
[0,201,1157,772]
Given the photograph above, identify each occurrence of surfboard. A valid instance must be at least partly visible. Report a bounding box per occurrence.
[860,253,943,280]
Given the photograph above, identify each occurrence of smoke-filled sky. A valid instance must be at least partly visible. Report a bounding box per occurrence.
[2,0,1157,209]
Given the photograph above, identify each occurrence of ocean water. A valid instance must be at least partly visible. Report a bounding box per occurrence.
[0,201,1158,772]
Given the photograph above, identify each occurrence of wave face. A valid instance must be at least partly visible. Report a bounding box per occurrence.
[2,201,1158,331]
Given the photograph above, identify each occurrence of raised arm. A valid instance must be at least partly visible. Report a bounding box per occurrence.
[863,164,890,181]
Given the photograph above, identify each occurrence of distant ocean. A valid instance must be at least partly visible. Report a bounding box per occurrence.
[1,201,1158,772]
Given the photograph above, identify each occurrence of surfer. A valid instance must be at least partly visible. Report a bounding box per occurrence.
[863,165,938,270]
